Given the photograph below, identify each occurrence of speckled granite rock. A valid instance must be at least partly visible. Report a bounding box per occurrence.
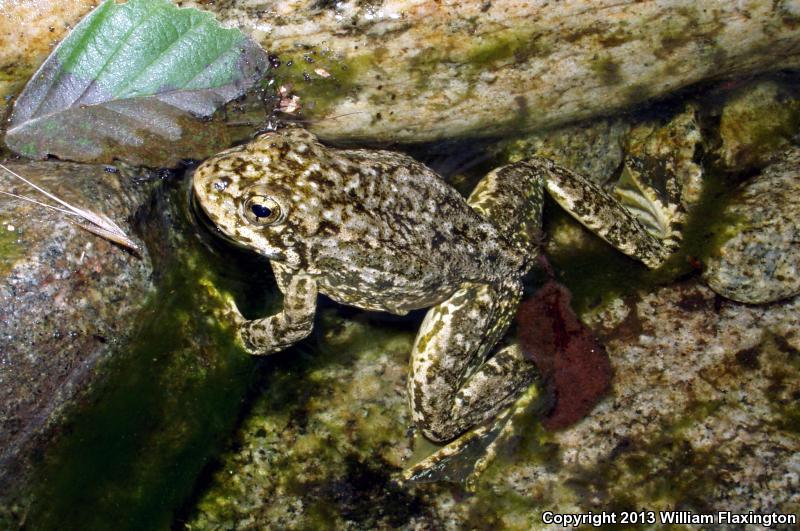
[499,118,630,186]
[716,79,800,172]
[703,148,800,304]
[186,281,800,528]
[464,281,800,526]
[6,1,800,143]
[0,160,151,488]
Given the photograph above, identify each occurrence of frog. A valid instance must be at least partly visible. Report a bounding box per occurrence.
[191,126,676,484]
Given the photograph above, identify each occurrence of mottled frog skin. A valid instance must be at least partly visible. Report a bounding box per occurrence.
[192,127,671,481]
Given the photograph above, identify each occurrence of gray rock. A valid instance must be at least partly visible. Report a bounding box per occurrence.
[0,160,152,492]
[704,148,800,304]
[716,80,800,172]
[186,281,800,528]
[6,1,800,143]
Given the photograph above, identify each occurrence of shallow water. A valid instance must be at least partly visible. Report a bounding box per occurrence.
[10,79,800,529]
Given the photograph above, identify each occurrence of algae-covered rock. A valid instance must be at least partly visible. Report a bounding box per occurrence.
[7,1,800,143]
[0,160,151,494]
[185,279,800,527]
[192,0,800,143]
[703,148,800,304]
[717,79,800,171]
[187,311,441,529]
[0,170,266,531]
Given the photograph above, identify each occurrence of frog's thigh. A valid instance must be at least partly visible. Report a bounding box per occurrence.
[467,163,545,253]
[408,280,536,442]
[241,274,318,355]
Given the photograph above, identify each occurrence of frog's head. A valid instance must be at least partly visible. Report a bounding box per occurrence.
[192,128,327,268]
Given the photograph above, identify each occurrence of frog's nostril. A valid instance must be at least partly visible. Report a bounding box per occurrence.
[213,178,231,191]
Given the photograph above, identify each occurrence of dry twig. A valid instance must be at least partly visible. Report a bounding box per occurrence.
[0,163,140,253]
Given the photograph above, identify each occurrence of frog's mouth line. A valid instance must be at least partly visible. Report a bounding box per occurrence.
[189,191,245,249]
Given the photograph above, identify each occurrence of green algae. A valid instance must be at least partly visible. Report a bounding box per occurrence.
[464,30,550,67]
[268,27,552,125]
[409,29,550,96]
[589,55,623,86]
[20,176,269,531]
[270,51,374,120]
[0,226,23,276]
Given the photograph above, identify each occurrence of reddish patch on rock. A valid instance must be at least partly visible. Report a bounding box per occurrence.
[516,280,613,430]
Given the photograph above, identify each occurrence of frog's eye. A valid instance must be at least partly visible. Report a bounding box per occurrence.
[242,195,285,226]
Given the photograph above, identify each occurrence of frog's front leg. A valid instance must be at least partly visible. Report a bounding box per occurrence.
[239,273,318,355]
[407,279,537,442]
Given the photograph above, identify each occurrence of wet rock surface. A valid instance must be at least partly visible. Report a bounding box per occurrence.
[0,160,151,491]
[186,281,800,528]
[0,171,268,530]
[716,80,800,172]
[5,1,800,143]
[704,148,800,304]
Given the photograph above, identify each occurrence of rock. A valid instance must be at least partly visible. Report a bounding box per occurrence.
[0,169,269,530]
[184,280,800,527]
[0,1,99,119]
[213,0,800,143]
[623,104,704,209]
[187,310,429,529]
[0,160,151,498]
[499,117,630,186]
[716,79,800,172]
[6,1,800,143]
[469,282,800,525]
[703,148,800,304]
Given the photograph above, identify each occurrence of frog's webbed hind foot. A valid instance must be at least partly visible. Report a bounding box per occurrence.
[403,380,542,491]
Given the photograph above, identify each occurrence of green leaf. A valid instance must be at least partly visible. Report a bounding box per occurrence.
[6,0,268,167]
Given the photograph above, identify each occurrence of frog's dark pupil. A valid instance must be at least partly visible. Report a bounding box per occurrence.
[251,204,272,218]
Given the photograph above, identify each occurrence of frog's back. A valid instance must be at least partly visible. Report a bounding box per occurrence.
[305,147,520,313]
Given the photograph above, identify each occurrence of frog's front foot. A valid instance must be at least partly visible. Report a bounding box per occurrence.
[239,274,319,356]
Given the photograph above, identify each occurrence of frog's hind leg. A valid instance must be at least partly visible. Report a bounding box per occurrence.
[407,164,547,447]
[529,157,673,268]
[466,162,545,262]
[407,279,536,443]
[469,159,675,268]
[405,165,543,483]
